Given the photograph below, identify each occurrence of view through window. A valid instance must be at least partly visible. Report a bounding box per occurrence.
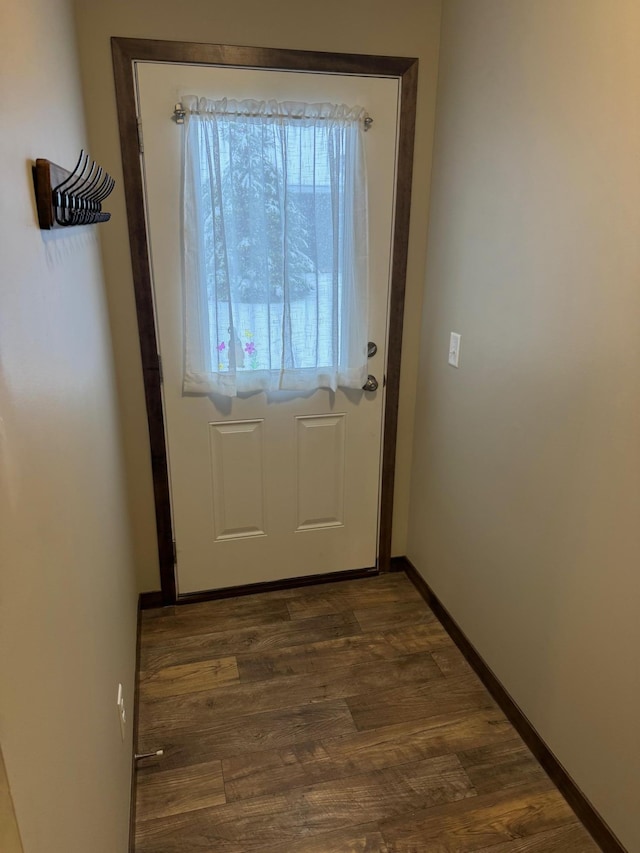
[182,97,369,396]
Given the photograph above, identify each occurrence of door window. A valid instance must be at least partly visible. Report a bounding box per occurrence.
[182,96,369,396]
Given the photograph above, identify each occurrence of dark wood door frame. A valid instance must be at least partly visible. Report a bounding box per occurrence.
[111,37,418,605]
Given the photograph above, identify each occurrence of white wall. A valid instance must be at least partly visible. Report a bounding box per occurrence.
[73,0,443,591]
[408,1,640,849]
[0,1,137,850]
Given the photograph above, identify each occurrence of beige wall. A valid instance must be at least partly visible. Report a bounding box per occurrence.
[0,1,137,851]
[408,1,640,849]
[0,750,23,853]
[73,0,443,591]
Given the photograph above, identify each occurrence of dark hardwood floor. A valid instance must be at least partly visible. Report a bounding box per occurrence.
[134,573,599,852]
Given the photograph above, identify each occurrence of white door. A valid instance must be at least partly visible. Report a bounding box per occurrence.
[136,62,399,594]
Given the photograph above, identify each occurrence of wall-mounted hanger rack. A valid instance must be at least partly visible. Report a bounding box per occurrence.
[33,150,115,229]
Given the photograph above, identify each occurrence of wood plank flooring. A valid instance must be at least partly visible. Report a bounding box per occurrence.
[134,573,599,852]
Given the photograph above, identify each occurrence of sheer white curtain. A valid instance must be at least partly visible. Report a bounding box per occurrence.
[181,96,369,396]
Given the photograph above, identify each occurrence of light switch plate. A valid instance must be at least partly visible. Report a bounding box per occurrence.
[448,332,461,368]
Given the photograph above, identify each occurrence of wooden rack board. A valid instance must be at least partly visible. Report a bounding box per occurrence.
[33,153,114,230]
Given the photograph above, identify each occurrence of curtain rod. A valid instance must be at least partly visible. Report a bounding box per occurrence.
[172,102,373,130]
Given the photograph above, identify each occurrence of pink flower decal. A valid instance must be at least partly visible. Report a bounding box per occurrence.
[217,341,226,352]
[244,342,256,356]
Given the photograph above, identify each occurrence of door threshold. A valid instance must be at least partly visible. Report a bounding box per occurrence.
[175,566,379,607]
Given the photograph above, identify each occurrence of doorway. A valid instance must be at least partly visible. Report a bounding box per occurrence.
[112,38,418,603]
